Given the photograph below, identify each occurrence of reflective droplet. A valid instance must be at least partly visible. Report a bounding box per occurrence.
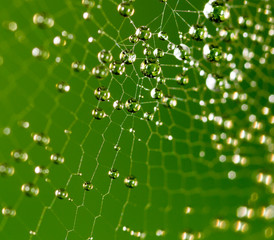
[114,144,121,151]
[2,207,16,217]
[173,44,190,61]
[203,1,230,23]
[113,100,124,110]
[176,73,189,85]
[189,25,208,41]
[91,65,109,79]
[203,44,223,62]
[158,31,169,41]
[11,149,28,162]
[120,50,136,64]
[117,2,135,17]
[92,108,106,120]
[108,169,119,179]
[50,153,65,164]
[55,188,68,199]
[53,36,66,46]
[56,81,70,93]
[33,12,54,28]
[206,74,224,92]
[124,176,138,188]
[161,96,177,108]
[98,50,113,63]
[153,48,165,58]
[34,166,49,177]
[135,26,152,41]
[82,0,95,8]
[219,28,238,42]
[32,47,50,60]
[140,60,161,78]
[71,61,86,72]
[143,112,154,121]
[32,133,50,146]
[125,99,141,113]
[109,61,125,75]
[94,86,111,101]
[83,181,93,191]
[150,88,163,99]
[0,163,15,176]
[129,34,139,43]
[21,183,39,197]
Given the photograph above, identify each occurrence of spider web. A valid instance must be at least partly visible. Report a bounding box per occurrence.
[0,0,273,240]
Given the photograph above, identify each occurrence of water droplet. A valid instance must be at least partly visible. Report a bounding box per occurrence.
[150,88,163,99]
[32,47,50,60]
[158,31,168,41]
[11,150,28,162]
[114,144,121,151]
[176,73,189,85]
[94,86,111,101]
[108,169,119,179]
[124,176,138,188]
[21,183,39,197]
[153,48,165,58]
[206,74,224,92]
[173,44,190,61]
[53,36,66,46]
[119,50,136,64]
[55,188,68,199]
[203,44,223,62]
[0,163,15,176]
[113,100,124,110]
[203,1,230,23]
[34,166,49,177]
[143,112,154,121]
[91,65,109,79]
[219,28,238,42]
[83,181,93,191]
[140,60,161,78]
[98,50,113,63]
[189,25,208,41]
[92,108,106,120]
[71,61,86,72]
[125,98,141,113]
[1,207,16,217]
[82,0,95,8]
[161,96,177,108]
[33,12,54,28]
[117,2,135,17]
[135,26,152,41]
[50,153,65,164]
[129,34,139,43]
[32,133,50,146]
[109,61,125,75]
[56,81,70,93]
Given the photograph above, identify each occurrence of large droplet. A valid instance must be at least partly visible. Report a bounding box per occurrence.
[143,112,154,121]
[109,61,125,75]
[125,99,141,113]
[98,50,113,63]
[21,183,39,197]
[108,169,119,179]
[117,2,135,17]
[140,60,161,78]
[32,133,50,146]
[203,0,230,23]
[113,100,124,110]
[0,163,15,176]
[11,150,28,162]
[33,12,54,28]
[94,87,111,101]
[119,50,136,64]
[1,207,16,217]
[189,25,208,41]
[203,44,223,62]
[124,176,138,188]
[50,153,65,164]
[92,108,106,120]
[91,65,109,79]
[55,188,68,199]
[135,26,152,41]
[173,44,190,61]
[150,88,163,99]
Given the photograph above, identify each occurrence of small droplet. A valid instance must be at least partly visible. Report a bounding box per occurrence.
[117,2,135,17]
[71,61,86,72]
[158,31,169,41]
[150,88,163,99]
[55,188,68,199]
[173,44,190,61]
[50,153,65,164]
[94,87,111,101]
[143,112,154,121]
[203,44,223,62]
[125,99,141,113]
[203,1,230,23]
[56,81,70,93]
[1,207,16,217]
[114,144,121,151]
[161,96,177,108]
[135,26,152,41]
[32,133,50,146]
[11,150,28,162]
[124,176,138,188]
[34,166,49,177]
[119,50,136,64]
[98,50,113,63]
[91,65,109,79]
[92,108,106,120]
[153,48,165,58]
[32,47,50,60]
[82,0,95,8]
[83,181,93,191]
[0,163,15,176]
[53,36,66,46]
[108,169,119,179]
[113,100,124,110]
[189,25,208,41]
[21,183,39,197]
[109,61,125,75]
[176,73,189,85]
[140,60,161,78]
[33,12,54,28]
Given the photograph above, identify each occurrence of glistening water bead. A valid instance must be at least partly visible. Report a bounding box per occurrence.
[94,86,111,101]
[150,88,163,99]
[189,25,208,41]
[83,181,93,191]
[203,0,230,23]
[113,100,124,110]
[11,149,28,162]
[161,96,177,108]
[33,12,54,28]
[21,183,39,197]
[34,166,49,177]
[82,0,95,8]
[55,189,68,199]
[140,60,161,78]
[2,207,16,217]
[0,163,15,176]
[203,44,223,62]
[50,153,65,164]
[32,47,50,60]
[176,73,189,86]
[135,26,152,41]
[173,44,190,61]
[32,133,50,146]
[117,2,135,17]
[98,50,113,63]
[56,81,70,93]
[92,108,106,120]
[108,169,119,179]
[119,50,136,64]
[109,61,125,75]
[206,74,225,92]
[71,61,86,72]
[125,99,141,113]
[91,65,109,79]
[124,176,138,188]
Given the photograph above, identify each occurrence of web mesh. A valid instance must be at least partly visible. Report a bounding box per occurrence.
[0,0,273,240]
